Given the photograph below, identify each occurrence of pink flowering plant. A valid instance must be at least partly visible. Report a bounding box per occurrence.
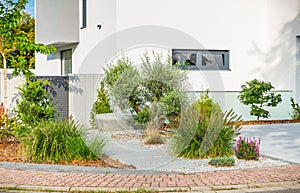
[234,136,260,160]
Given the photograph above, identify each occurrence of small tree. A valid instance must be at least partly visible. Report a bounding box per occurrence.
[90,81,112,128]
[0,0,55,114]
[15,79,58,124]
[111,52,188,129]
[238,79,282,120]
[290,97,300,120]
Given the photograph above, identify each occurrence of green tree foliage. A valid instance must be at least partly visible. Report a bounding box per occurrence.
[290,97,300,120]
[103,56,135,90]
[110,52,188,129]
[6,12,35,69]
[0,0,55,114]
[94,81,112,114]
[238,79,282,120]
[90,81,112,128]
[15,79,58,125]
[0,0,55,77]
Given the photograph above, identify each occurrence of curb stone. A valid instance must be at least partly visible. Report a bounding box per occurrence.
[70,187,129,192]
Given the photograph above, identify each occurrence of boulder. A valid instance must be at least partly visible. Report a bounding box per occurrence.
[95,113,132,131]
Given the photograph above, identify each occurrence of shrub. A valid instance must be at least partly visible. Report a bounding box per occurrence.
[21,120,106,163]
[103,56,135,90]
[90,81,112,128]
[234,136,260,160]
[238,79,282,120]
[0,114,18,143]
[170,93,242,159]
[290,97,300,120]
[15,79,58,125]
[208,157,235,167]
[111,52,188,129]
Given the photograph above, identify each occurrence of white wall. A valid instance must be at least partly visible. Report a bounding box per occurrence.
[114,0,300,92]
[69,74,104,127]
[34,0,300,122]
[35,44,78,76]
[0,72,24,113]
[35,0,300,92]
[297,37,300,103]
[35,0,79,46]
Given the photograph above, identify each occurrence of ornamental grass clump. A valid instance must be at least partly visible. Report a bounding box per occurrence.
[144,120,165,145]
[234,136,260,160]
[170,92,242,159]
[21,120,106,163]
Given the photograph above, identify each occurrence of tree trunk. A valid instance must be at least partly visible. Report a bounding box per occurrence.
[3,55,7,114]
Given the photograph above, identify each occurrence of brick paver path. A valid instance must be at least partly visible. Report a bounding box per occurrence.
[0,165,300,188]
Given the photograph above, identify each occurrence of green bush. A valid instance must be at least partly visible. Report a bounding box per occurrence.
[238,79,282,120]
[90,81,112,128]
[0,114,18,143]
[103,56,135,90]
[21,120,106,163]
[111,52,188,129]
[15,79,58,125]
[234,136,260,160]
[290,97,300,120]
[170,93,242,159]
[208,157,235,167]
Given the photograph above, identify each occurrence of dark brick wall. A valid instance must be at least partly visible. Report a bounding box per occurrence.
[36,76,69,120]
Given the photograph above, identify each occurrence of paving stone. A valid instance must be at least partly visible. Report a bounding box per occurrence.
[0,162,300,191]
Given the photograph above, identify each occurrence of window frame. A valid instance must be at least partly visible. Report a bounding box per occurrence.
[61,49,72,76]
[172,49,230,70]
[81,0,87,28]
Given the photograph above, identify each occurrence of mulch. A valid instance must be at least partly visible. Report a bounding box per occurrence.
[235,119,300,125]
[0,142,135,169]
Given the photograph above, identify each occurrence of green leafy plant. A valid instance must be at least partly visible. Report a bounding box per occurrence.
[21,120,106,163]
[15,79,59,125]
[290,97,300,120]
[238,79,282,120]
[90,81,112,128]
[103,56,135,90]
[208,157,235,167]
[234,136,260,160]
[0,114,18,143]
[170,93,242,159]
[111,51,188,129]
[0,0,55,113]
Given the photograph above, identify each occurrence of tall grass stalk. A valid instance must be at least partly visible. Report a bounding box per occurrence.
[21,120,105,163]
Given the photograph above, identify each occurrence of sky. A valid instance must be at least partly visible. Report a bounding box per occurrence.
[25,0,34,17]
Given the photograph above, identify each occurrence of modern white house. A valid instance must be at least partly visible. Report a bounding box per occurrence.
[32,0,300,126]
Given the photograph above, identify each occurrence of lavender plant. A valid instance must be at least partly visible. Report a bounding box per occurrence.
[234,136,260,160]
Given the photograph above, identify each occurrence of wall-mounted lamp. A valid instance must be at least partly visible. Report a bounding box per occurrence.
[97,24,102,30]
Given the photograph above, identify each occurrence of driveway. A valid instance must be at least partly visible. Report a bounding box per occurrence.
[240,123,300,164]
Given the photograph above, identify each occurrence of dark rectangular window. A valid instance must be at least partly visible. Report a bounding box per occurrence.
[82,0,87,28]
[61,49,72,75]
[172,49,230,70]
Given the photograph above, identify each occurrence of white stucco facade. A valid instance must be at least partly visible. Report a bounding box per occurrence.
[34,0,300,124]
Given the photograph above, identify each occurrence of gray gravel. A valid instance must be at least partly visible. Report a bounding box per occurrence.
[101,129,291,174]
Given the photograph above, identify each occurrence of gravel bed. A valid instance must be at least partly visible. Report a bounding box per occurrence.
[101,129,291,174]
